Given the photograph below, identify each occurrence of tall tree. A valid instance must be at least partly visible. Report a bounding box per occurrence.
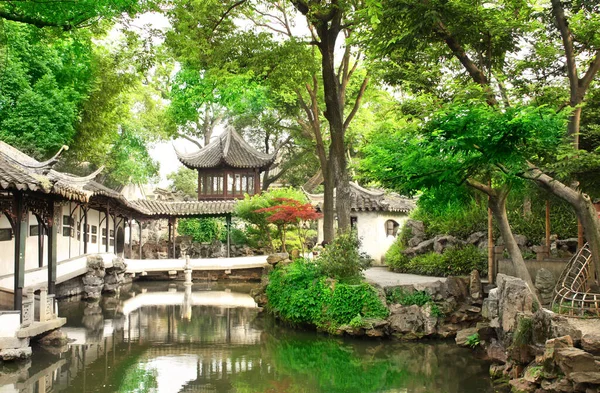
[366,0,600,282]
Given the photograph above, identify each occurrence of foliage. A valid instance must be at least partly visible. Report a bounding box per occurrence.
[387,289,433,307]
[177,218,224,243]
[466,333,481,349]
[384,238,411,271]
[513,317,534,347]
[387,244,487,277]
[0,0,152,29]
[255,197,321,253]
[234,188,308,252]
[167,167,197,198]
[411,186,578,244]
[266,259,388,331]
[316,232,372,284]
[386,288,443,317]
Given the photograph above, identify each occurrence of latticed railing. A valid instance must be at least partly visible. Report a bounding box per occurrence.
[552,243,600,317]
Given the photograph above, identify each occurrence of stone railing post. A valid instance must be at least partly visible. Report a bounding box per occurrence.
[47,293,56,320]
[21,289,34,327]
[39,286,48,322]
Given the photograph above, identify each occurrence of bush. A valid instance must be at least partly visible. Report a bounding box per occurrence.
[177,217,224,243]
[384,238,410,271]
[387,244,487,277]
[316,232,371,283]
[266,259,388,330]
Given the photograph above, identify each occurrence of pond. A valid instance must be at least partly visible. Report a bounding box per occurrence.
[3,282,494,393]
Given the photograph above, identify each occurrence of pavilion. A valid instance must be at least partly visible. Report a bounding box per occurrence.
[0,128,274,348]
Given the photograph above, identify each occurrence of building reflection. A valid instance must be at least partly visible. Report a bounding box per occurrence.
[0,285,266,393]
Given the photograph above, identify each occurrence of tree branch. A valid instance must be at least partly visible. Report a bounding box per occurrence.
[551,0,579,103]
[343,77,369,130]
[212,0,247,35]
[579,49,600,95]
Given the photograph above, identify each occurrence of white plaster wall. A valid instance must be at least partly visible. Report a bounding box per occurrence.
[0,214,14,275]
[0,204,122,277]
[355,211,408,265]
[315,211,409,265]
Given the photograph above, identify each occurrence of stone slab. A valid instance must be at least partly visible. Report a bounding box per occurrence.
[364,267,446,289]
[16,318,66,339]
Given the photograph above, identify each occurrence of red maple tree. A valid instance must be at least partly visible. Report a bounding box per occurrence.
[255,198,322,253]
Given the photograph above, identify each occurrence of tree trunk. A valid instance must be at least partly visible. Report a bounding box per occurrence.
[303,170,324,193]
[322,161,335,243]
[568,106,582,150]
[488,189,541,304]
[526,167,600,283]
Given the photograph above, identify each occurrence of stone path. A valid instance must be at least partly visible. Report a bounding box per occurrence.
[364,267,446,289]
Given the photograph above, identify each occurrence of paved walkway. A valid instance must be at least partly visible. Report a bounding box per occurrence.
[364,267,446,289]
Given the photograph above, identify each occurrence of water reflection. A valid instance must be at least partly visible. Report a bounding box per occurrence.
[1,282,493,393]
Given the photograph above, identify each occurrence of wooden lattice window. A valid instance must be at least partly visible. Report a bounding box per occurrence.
[385,220,399,237]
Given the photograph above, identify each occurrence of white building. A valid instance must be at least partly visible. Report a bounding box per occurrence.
[306,182,416,265]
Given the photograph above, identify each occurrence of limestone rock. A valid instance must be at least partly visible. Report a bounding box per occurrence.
[534,268,556,306]
[514,234,528,248]
[433,235,461,254]
[569,372,600,384]
[403,238,435,258]
[540,378,574,392]
[467,231,486,245]
[405,219,425,239]
[267,253,290,266]
[37,329,69,347]
[482,287,500,328]
[455,327,478,347]
[496,274,535,334]
[532,309,582,345]
[554,347,599,377]
[0,347,32,361]
[581,334,600,355]
[487,340,508,363]
[469,269,483,302]
[509,377,536,392]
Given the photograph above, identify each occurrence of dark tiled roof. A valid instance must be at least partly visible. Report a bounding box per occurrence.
[0,141,93,202]
[132,200,237,217]
[0,141,237,218]
[175,126,275,170]
[305,182,416,213]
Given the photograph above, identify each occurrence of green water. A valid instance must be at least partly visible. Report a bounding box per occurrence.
[14,282,493,393]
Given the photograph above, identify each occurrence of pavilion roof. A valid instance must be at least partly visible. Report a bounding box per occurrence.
[304,182,416,213]
[175,126,275,171]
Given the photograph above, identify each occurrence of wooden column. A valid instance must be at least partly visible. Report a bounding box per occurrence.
[48,202,58,294]
[226,214,231,258]
[105,208,110,253]
[139,222,143,260]
[172,218,177,259]
[128,219,133,258]
[38,218,44,268]
[487,203,495,284]
[255,169,261,194]
[168,219,173,259]
[13,192,26,312]
[83,208,89,254]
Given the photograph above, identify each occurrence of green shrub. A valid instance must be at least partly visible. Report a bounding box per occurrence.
[177,217,224,243]
[326,283,389,325]
[389,245,487,277]
[384,237,410,271]
[387,289,433,306]
[265,259,388,331]
[266,260,330,325]
[316,232,371,283]
[441,245,487,275]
